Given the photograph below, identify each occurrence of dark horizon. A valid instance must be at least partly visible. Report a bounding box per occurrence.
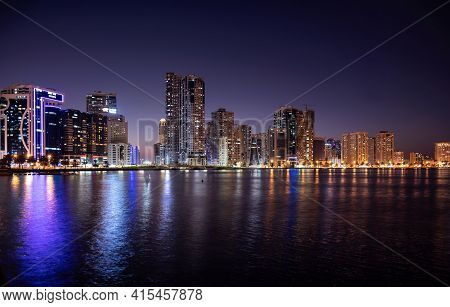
[1,0,449,156]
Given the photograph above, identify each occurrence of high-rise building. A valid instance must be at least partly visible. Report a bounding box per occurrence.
[218,137,228,166]
[375,131,394,165]
[86,91,117,115]
[368,137,376,165]
[131,145,140,165]
[62,109,88,161]
[180,75,206,165]
[228,124,242,166]
[239,124,252,167]
[298,108,315,166]
[86,113,108,164]
[108,143,131,166]
[159,118,167,145]
[154,143,163,165]
[165,72,182,164]
[250,133,268,166]
[272,106,301,167]
[0,84,64,158]
[45,104,64,157]
[107,114,128,144]
[158,118,167,165]
[341,132,369,166]
[205,121,214,164]
[324,138,341,165]
[435,142,450,164]
[165,73,206,165]
[267,127,275,167]
[313,137,325,163]
[393,151,404,165]
[209,108,234,165]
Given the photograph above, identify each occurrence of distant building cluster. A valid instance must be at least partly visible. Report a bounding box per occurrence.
[0,84,140,167]
[1,79,448,169]
[154,73,449,168]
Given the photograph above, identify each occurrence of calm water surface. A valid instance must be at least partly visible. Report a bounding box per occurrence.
[0,169,449,286]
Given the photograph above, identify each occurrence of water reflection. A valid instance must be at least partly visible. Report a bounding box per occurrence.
[0,169,449,286]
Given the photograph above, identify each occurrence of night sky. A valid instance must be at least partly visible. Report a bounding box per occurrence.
[1,0,449,158]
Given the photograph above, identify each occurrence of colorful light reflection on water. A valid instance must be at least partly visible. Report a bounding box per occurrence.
[0,169,449,286]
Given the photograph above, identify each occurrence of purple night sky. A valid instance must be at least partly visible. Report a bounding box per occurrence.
[1,0,449,158]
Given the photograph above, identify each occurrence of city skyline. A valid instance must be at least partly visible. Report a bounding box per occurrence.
[1,1,449,155]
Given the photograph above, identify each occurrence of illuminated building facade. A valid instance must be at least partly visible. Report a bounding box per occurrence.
[375,131,394,165]
[0,84,64,158]
[107,114,128,144]
[165,72,182,164]
[239,124,252,167]
[86,113,108,163]
[180,75,206,166]
[108,143,132,166]
[62,109,88,161]
[324,138,341,164]
[272,106,301,167]
[157,118,167,165]
[341,132,369,166]
[131,145,140,165]
[409,152,424,165]
[154,143,163,165]
[228,124,242,166]
[297,108,315,166]
[86,91,117,115]
[393,151,404,165]
[159,118,167,145]
[435,142,450,163]
[368,137,376,165]
[313,137,325,163]
[165,73,206,165]
[209,108,234,165]
[250,133,268,166]
[218,137,228,166]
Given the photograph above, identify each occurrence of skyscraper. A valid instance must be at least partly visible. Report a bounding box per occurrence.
[228,124,242,166]
[62,109,88,161]
[86,113,108,164]
[107,114,128,144]
[0,84,64,158]
[272,106,301,167]
[313,137,325,163]
[298,108,315,166]
[159,118,167,145]
[165,72,182,164]
[375,131,394,165]
[368,136,376,165]
[218,137,228,166]
[250,133,268,166]
[165,73,206,165]
[45,101,64,157]
[324,138,341,165]
[239,124,252,167]
[209,108,234,165]
[180,75,206,165]
[341,132,369,166]
[86,91,117,115]
[157,118,167,165]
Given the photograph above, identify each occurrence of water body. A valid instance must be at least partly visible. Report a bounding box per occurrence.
[0,169,449,286]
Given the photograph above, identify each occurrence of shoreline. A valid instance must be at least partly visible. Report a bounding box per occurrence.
[0,166,448,175]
